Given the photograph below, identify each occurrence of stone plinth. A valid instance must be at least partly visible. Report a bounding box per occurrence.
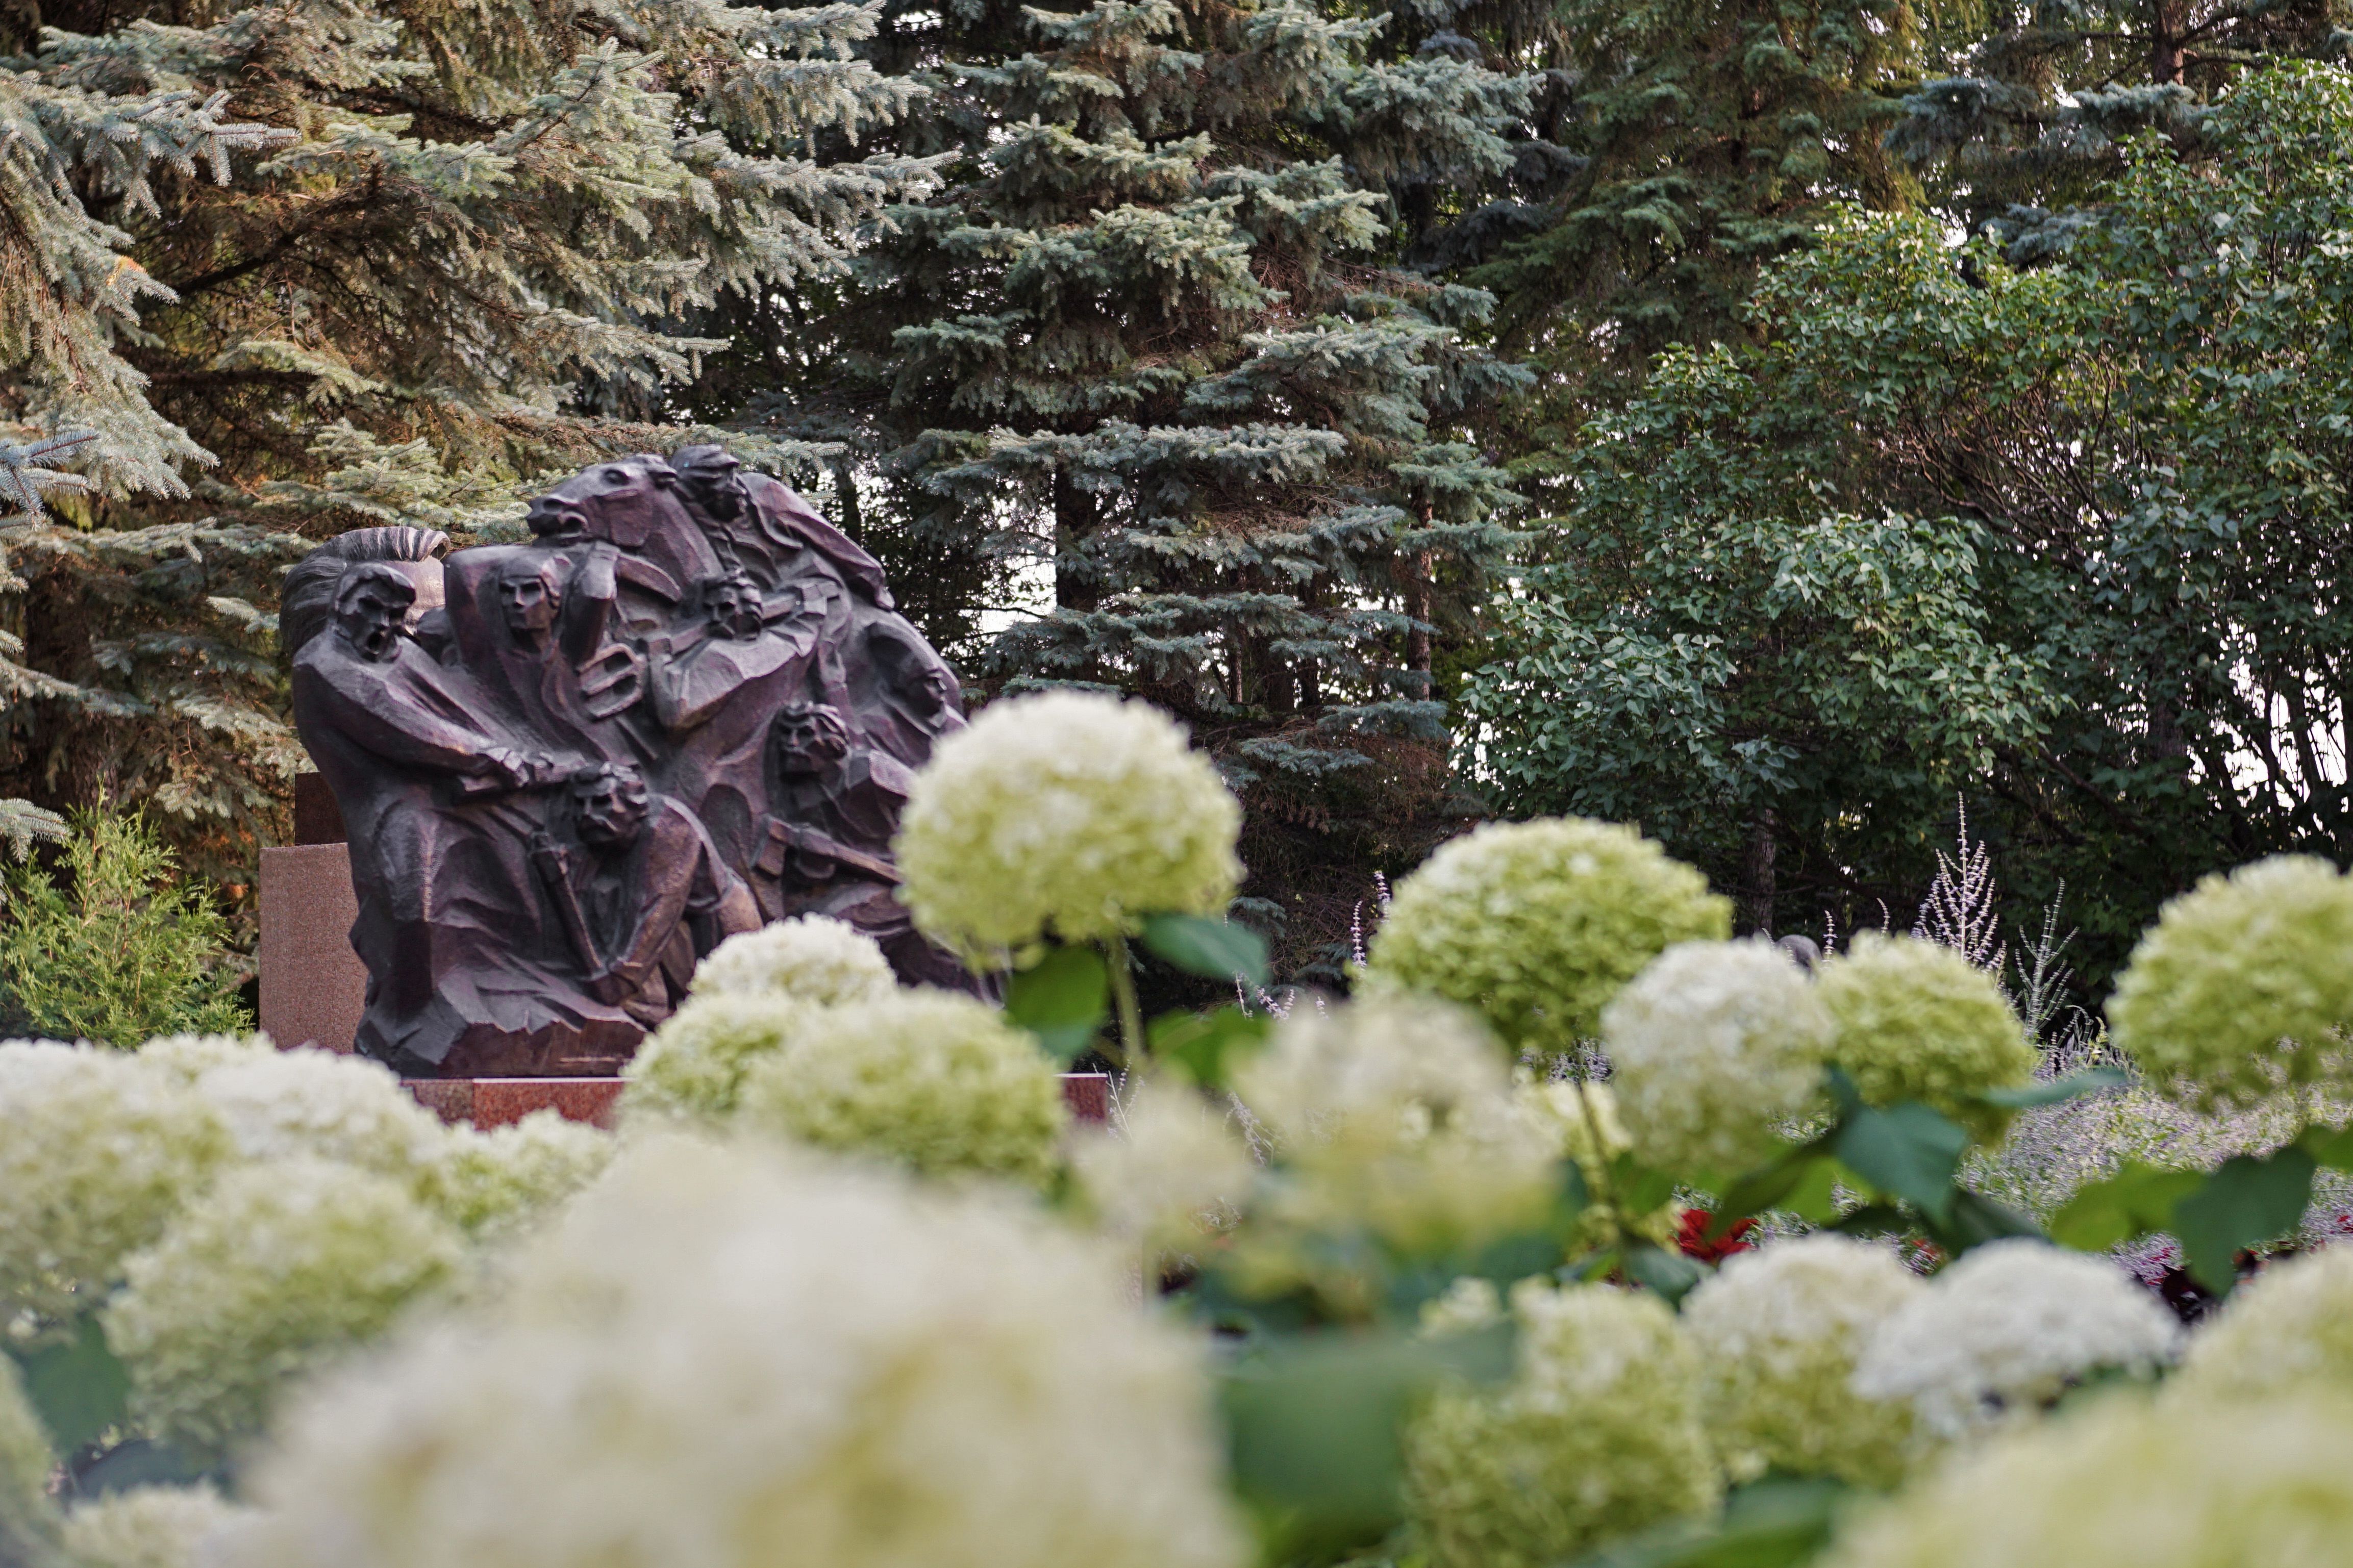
[406,1077,624,1129]
[258,843,365,1053]
[1059,1072,1111,1124]
[400,1072,1114,1131]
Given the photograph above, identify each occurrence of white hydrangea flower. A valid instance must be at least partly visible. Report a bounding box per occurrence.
[2172,1245,2353,1402]
[104,1158,465,1457]
[62,1486,247,1568]
[1853,1240,2181,1440]
[418,1110,615,1241]
[1405,1281,1719,1568]
[1231,999,1560,1277]
[0,1041,232,1333]
[1600,939,1832,1177]
[687,917,896,1005]
[1681,1234,1924,1487]
[1072,1082,1255,1251]
[619,991,820,1123]
[1416,1275,1505,1338]
[1820,1389,2353,1568]
[184,1047,449,1180]
[210,1137,1246,1568]
[133,1032,274,1082]
[735,991,1066,1186]
[896,691,1242,957]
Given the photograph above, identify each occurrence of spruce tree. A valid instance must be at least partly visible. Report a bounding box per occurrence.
[1,0,937,884]
[1888,1,2350,242]
[1465,0,1928,393]
[782,0,1531,977]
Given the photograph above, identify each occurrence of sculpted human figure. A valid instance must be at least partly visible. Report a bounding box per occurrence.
[532,763,760,1024]
[753,701,972,989]
[290,563,584,1071]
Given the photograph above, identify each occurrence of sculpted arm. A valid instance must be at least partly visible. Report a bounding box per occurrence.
[294,659,530,784]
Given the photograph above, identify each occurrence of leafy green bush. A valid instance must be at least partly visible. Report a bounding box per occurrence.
[0,812,250,1046]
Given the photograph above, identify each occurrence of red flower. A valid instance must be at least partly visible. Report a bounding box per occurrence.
[1676,1208,1756,1263]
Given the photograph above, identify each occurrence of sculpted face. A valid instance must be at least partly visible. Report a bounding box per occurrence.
[672,444,746,523]
[499,562,564,639]
[915,665,957,716]
[572,766,650,850]
[334,567,416,664]
[773,704,851,775]
[706,576,765,642]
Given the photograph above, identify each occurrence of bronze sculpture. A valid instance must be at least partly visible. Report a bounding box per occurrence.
[285,451,973,1076]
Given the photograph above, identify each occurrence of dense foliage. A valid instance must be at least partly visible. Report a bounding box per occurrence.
[1469,66,2353,979]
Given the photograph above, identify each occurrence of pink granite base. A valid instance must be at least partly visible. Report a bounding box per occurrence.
[405,1071,1115,1131]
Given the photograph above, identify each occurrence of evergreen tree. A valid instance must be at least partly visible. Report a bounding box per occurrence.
[1889,0,2351,245]
[782,0,1532,977]
[1,0,938,886]
[1465,0,1928,394]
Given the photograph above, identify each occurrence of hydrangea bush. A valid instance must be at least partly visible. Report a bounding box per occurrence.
[2107,855,2353,1110]
[209,1138,1244,1568]
[735,992,1066,1186]
[103,1158,465,1456]
[1815,933,2035,1142]
[1603,939,1833,1176]
[1680,1235,1923,1488]
[1404,1282,1720,1568]
[1364,817,1731,1059]
[896,691,1242,959]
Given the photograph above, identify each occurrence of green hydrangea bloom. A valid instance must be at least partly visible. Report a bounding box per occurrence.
[1404,1281,1720,1568]
[104,1158,464,1457]
[1228,1000,1561,1308]
[896,691,1242,959]
[61,1486,245,1568]
[2106,856,2353,1111]
[1364,818,1730,1059]
[1816,933,2033,1142]
[619,991,821,1123]
[418,1110,615,1241]
[0,1042,233,1333]
[1601,939,1833,1178]
[687,917,897,1005]
[735,992,1065,1186]
[2171,1245,2353,1403]
[1680,1235,1923,1488]
[1822,1390,2353,1568]
[0,1354,64,1568]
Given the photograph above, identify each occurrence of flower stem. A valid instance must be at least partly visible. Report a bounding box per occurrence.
[1106,934,1145,1066]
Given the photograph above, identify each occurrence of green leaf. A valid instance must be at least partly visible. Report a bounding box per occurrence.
[1219,1325,1513,1560]
[1943,1190,2046,1253]
[2048,1162,2204,1252]
[1003,945,1108,1063]
[1708,1139,1833,1236]
[1624,1245,1706,1306]
[1140,914,1269,987]
[1149,1006,1270,1090]
[1974,1066,2131,1108]
[1832,1101,1969,1227]
[7,1316,129,1455]
[66,1437,214,1500]
[2174,1146,2318,1294]
[2298,1122,2353,1173]
[1575,1476,1847,1567]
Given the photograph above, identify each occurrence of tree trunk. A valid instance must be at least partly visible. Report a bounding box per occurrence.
[1740,805,1778,935]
